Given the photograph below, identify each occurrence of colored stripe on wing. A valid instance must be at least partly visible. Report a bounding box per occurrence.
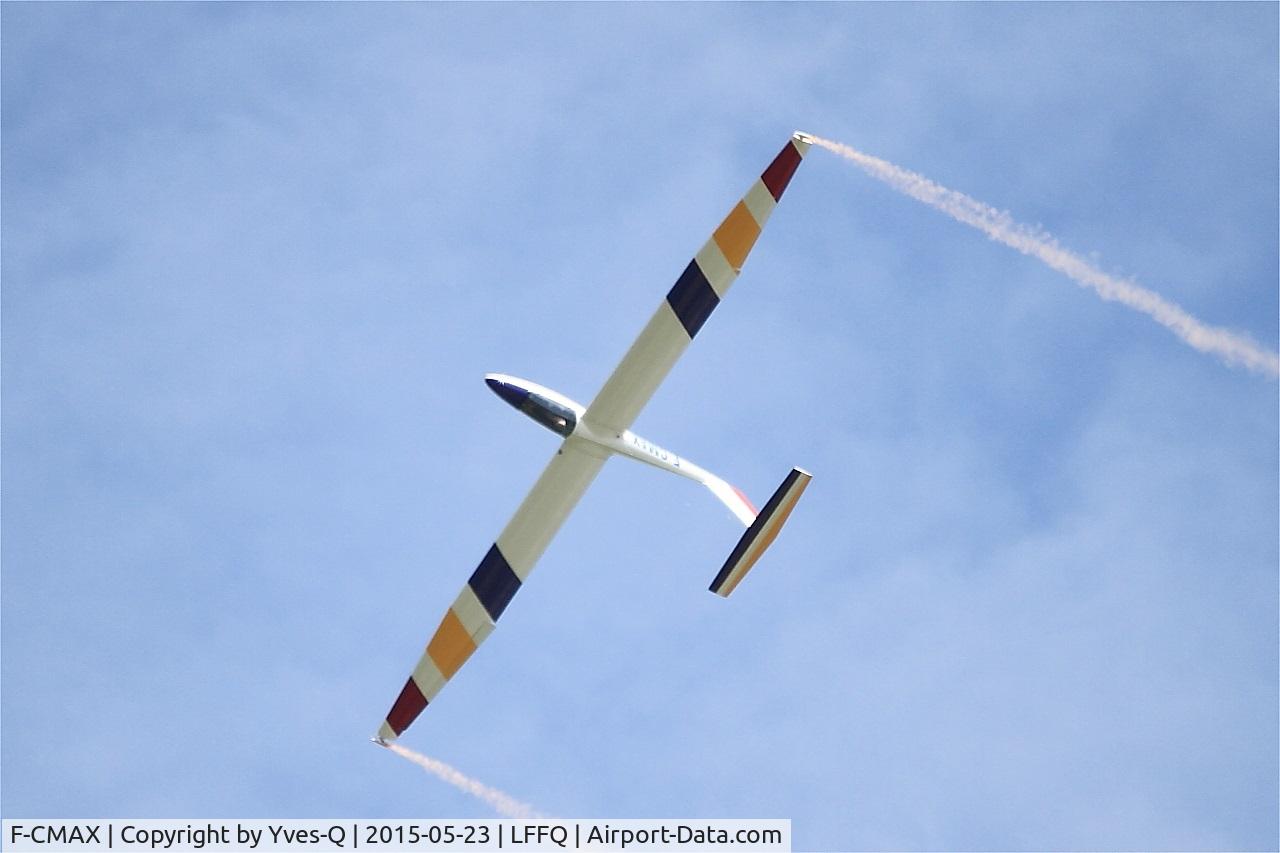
[468,545,521,621]
[667,260,720,338]
[662,134,810,343]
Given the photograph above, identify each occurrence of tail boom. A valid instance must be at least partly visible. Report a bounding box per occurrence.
[703,474,758,527]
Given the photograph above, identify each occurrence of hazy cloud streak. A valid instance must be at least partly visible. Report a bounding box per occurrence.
[810,136,1280,379]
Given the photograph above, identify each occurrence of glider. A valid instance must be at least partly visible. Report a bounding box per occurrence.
[375,132,814,745]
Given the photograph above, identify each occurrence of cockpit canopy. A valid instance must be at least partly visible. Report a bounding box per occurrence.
[519,392,577,437]
[486,375,579,438]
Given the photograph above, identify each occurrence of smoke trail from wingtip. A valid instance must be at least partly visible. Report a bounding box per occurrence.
[807,135,1280,379]
[385,742,547,818]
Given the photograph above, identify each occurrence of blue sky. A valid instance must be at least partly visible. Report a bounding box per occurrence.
[2,3,1276,850]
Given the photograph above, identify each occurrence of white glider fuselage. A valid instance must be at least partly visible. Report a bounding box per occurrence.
[483,372,748,519]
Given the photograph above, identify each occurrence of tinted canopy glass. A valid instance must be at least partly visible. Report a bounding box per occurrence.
[520,394,577,437]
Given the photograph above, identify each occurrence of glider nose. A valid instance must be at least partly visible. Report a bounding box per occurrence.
[485,374,530,411]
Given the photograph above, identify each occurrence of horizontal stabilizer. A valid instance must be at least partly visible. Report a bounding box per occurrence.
[709,467,811,597]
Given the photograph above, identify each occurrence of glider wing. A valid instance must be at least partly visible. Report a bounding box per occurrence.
[584,132,812,434]
[376,437,607,743]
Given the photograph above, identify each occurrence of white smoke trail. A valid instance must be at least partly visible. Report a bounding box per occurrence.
[808,135,1280,379]
[385,742,546,818]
